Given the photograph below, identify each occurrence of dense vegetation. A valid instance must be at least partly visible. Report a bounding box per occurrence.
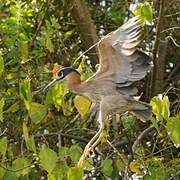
[0,0,179,179]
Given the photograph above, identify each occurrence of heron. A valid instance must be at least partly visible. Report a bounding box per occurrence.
[44,16,152,167]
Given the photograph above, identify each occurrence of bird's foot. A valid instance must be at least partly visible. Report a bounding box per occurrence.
[77,144,94,168]
[77,131,107,168]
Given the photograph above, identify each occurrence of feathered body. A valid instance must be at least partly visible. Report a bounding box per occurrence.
[44,17,152,165]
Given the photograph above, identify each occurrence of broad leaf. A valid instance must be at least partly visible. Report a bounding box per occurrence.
[74,95,91,118]
[67,167,83,180]
[166,116,180,148]
[134,2,153,23]
[101,159,113,177]
[39,147,58,173]
[0,136,7,158]
[12,158,30,177]
[26,136,36,152]
[129,160,145,176]
[69,144,83,162]
[29,102,47,124]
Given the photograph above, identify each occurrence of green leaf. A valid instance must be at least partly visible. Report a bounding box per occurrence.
[69,144,83,162]
[20,79,32,110]
[0,137,8,158]
[101,159,113,177]
[19,41,29,63]
[150,94,170,121]
[23,122,29,142]
[59,147,69,159]
[7,102,19,113]
[74,96,91,118]
[0,166,6,179]
[166,116,180,148]
[0,55,4,77]
[26,136,36,152]
[116,158,125,172]
[29,102,47,124]
[134,2,153,23]
[45,34,54,53]
[51,161,69,180]
[67,167,83,180]
[12,158,30,177]
[39,147,58,173]
[3,171,18,180]
[0,98,4,122]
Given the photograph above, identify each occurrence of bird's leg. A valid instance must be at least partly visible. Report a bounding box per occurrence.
[78,109,105,168]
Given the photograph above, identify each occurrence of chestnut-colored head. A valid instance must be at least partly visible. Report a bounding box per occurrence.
[44,67,81,91]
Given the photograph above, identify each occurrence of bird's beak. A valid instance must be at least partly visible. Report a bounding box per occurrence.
[43,78,63,92]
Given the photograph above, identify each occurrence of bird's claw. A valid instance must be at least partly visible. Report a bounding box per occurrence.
[77,145,94,168]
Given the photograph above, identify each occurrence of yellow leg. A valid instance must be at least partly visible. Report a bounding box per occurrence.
[77,110,106,168]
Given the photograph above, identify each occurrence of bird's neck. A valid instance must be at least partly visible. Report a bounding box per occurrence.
[67,72,81,92]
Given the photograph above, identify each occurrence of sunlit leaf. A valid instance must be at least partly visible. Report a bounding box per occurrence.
[65,31,73,37]
[150,94,170,121]
[134,2,153,23]
[51,161,69,180]
[7,102,19,113]
[20,79,32,110]
[26,136,36,152]
[39,147,58,173]
[29,102,47,124]
[116,158,125,172]
[0,55,4,77]
[12,158,30,177]
[23,122,29,142]
[59,146,69,159]
[74,95,91,118]
[101,159,113,177]
[67,167,83,180]
[166,116,180,148]
[0,98,4,122]
[129,160,145,176]
[45,34,54,53]
[0,137,7,158]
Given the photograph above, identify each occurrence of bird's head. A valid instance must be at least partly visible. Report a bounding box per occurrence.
[44,65,81,92]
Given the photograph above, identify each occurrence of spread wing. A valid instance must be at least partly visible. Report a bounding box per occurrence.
[91,16,151,95]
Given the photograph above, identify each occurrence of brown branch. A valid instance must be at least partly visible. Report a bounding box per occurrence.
[68,0,99,70]
[150,0,167,98]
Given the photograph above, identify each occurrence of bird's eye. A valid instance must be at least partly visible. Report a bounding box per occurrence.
[58,71,64,78]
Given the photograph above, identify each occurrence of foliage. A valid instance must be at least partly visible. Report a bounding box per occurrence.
[0,0,179,179]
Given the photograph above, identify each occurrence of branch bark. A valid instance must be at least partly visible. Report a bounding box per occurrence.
[68,0,99,70]
[150,0,168,98]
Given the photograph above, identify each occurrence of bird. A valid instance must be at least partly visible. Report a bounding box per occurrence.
[44,16,152,167]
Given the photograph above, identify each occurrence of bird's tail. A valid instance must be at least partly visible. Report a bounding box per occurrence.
[131,101,152,122]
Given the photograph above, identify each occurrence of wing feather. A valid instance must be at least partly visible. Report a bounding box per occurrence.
[91,16,151,96]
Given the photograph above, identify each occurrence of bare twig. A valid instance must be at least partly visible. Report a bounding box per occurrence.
[73,42,98,66]
[30,1,49,48]
[132,124,155,152]
[164,62,180,87]
[34,131,88,143]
